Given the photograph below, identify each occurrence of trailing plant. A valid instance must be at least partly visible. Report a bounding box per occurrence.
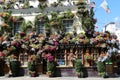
[20,20,26,32]
[38,2,47,10]
[49,12,63,33]
[26,21,33,29]
[35,14,48,22]
[23,0,30,9]
[62,10,74,19]
[35,14,49,33]
[51,2,59,7]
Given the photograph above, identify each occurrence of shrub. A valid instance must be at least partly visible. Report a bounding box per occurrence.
[74,59,85,78]
[9,59,20,77]
[46,61,56,77]
[97,61,106,77]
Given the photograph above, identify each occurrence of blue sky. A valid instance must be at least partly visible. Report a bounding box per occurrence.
[93,0,120,31]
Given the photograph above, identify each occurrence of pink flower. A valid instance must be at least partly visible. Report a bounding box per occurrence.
[47,55,54,62]
[53,41,59,46]
[49,46,56,52]
[11,41,16,46]
[42,52,47,59]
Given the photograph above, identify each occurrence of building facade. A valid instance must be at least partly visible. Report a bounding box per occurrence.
[0,0,108,77]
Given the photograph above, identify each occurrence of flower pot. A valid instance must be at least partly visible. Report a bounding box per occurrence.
[0,59,5,76]
[76,72,84,78]
[30,72,36,77]
[105,63,113,74]
[46,72,52,77]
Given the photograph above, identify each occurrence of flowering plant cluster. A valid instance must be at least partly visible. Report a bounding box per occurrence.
[42,53,54,62]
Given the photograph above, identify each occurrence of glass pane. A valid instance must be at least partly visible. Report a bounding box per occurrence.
[37,22,44,34]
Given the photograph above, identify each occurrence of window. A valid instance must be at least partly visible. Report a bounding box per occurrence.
[13,22,21,34]
[56,45,104,67]
[63,19,73,32]
[19,53,28,66]
[37,21,45,34]
[56,44,83,67]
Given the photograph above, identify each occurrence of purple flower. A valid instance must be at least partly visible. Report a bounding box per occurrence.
[53,41,59,46]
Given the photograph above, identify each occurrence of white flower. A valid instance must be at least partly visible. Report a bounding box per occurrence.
[113,47,118,52]
[111,39,116,44]
[107,51,112,57]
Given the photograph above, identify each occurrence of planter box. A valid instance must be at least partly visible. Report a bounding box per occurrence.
[56,66,75,77]
[105,64,113,74]
[36,64,43,75]
[56,66,98,77]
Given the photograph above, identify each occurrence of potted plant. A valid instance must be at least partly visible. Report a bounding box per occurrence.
[97,61,107,78]
[9,54,20,77]
[74,59,84,78]
[28,55,38,77]
[46,54,56,77]
[0,51,5,76]
[105,58,113,75]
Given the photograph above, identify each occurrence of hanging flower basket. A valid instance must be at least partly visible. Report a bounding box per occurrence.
[0,12,6,18]
[9,16,17,22]
[50,21,58,27]
[1,23,8,28]
[20,32,26,37]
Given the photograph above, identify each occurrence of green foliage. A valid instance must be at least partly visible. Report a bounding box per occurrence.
[47,61,56,76]
[74,59,83,76]
[26,21,33,29]
[105,58,112,64]
[62,10,74,19]
[97,61,105,73]
[74,59,88,78]
[97,61,106,77]
[23,0,30,9]
[10,60,20,76]
[28,61,36,71]
[38,2,47,10]
[74,59,83,72]
[20,20,26,32]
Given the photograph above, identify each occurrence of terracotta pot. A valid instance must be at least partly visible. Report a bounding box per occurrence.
[46,72,52,77]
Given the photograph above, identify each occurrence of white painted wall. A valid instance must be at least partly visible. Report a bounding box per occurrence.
[11,0,83,34]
